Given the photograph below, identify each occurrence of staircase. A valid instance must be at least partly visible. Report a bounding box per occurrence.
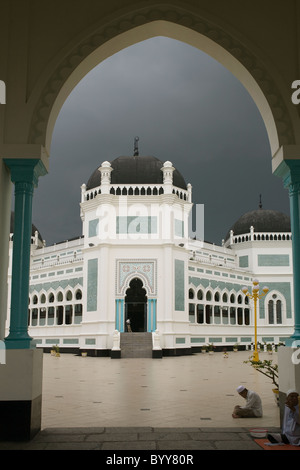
[120,332,153,358]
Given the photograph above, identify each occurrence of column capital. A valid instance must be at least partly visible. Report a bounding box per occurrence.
[4,158,47,186]
[273,158,300,189]
[272,145,300,174]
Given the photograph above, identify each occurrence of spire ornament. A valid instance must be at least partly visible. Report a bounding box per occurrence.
[134,136,139,156]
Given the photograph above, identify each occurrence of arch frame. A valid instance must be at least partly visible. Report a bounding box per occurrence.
[25,5,300,160]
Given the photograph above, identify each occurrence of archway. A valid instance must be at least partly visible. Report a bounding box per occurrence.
[37,17,298,157]
[125,278,147,332]
[2,3,300,441]
[3,10,300,349]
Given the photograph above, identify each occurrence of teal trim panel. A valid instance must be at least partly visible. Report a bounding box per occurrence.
[29,277,83,294]
[88,219,99,237]
[239,256,248,268]
[116,216,157,234]
[175,259,185,311]
[87,259,98,312]
[174,219,184,237]
[258,254,289,266]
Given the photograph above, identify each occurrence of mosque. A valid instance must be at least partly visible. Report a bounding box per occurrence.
[6,144,294,357]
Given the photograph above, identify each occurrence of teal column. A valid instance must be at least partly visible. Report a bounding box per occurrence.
[115,300,120,330]
[275,159,300,344]
[4,159,47,349]
[147,299,157,332]
[115,299,124,331]
[147,300,152,332]
[120,300,124,332]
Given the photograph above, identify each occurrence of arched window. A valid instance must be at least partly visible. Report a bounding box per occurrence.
[75,289,82,300]
[276,300,282,324]
[197,304,204,323]
[189,303,195,323]
[268,293,283,324]
[74,304,82,324]
[66,290,73,301]
[197,289,203,300]
[189,288,195,299]
[268,300,274,324]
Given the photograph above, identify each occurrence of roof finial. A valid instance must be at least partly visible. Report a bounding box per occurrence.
[259,194,262,209]
[134,136,139,156]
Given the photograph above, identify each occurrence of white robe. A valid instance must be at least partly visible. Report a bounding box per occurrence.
[282,404,300,445]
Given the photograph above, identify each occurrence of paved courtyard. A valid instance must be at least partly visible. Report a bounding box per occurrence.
[42,350,279,429]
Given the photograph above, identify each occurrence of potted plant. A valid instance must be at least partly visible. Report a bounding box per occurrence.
[81,351,87,357]
[52,345,60,357]
[267,343,273,355]
[208,343,214,355]
[244,357,279,405]
[201,344,207,353]
[233,343,239,352]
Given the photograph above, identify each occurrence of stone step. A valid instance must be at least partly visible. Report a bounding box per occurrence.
[120,332,153,358]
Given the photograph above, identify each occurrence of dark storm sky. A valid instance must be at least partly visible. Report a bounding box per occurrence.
[31,36,290,246]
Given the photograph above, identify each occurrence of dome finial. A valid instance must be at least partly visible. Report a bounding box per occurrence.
[259,194,262,209]
[134,136,139,156]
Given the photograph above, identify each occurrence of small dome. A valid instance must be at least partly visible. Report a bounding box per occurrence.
[86,155,187,190]
[225,208,290,241]
[10,212,43,242]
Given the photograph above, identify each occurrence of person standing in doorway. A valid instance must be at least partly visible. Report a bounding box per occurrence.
[126,318,132,332]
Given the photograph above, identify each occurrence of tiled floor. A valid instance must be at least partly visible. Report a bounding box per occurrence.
[42,350,280,429]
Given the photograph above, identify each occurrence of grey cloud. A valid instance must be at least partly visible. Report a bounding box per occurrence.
[32,36,290,246]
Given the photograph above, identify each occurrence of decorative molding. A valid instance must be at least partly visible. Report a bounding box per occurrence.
[116,259,157,296]
[29,5,295,148]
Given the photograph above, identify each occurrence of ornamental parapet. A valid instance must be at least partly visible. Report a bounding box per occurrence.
[81,183,191,202]
[224,229,292,247]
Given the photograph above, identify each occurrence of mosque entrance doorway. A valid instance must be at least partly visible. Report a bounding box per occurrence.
[125,278,147,332]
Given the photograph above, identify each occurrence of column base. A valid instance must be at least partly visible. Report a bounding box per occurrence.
[4,335,36,350]
[285,332,300,347]
[0,396,42,441]
[0,349,43,441]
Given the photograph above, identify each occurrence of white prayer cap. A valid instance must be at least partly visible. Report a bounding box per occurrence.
[237,385,246,393]
[287,389,298,396]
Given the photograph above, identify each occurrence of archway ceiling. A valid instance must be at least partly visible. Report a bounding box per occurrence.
[1,1,300,166]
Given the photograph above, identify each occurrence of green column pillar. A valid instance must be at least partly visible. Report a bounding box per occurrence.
[4,159,47,349]
[275,159,300,345]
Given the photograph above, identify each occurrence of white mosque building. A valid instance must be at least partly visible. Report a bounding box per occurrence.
[6,147,294,357]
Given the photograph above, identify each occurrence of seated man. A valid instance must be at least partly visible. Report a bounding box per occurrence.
[267,389,300,446]
[232,385,263,418]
